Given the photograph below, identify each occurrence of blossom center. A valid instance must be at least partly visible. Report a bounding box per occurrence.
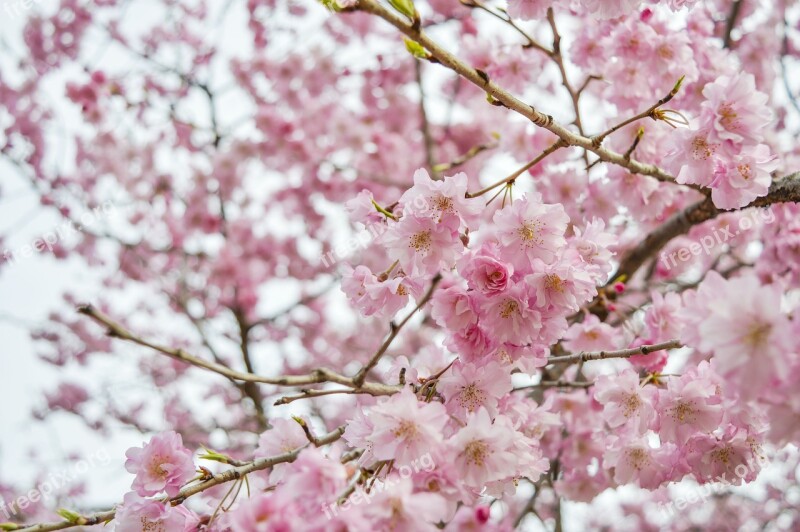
[431,194,454,214]
[545,273,565,292]
[711,445,732,465]
[392,420,419,441]
[743,322,771,349]
[737,164,752,180]
[625,448,650,471]
[691,135,716,160]
[622,393,641,418]
[669,400,696,423]
[464,440,490,467]
[458,383,486,412]
[499,299,520,318]
[517,220,544,246]
[719,102,739,130]
[140,517,167,532]
[149,456,169,479]
[409,230,432,252]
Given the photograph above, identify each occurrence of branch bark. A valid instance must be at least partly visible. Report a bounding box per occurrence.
[610,172,800,285]
[547,339,682,364]
[76,305,398,396]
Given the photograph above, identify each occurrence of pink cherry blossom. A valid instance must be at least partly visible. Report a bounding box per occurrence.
[593,369,658,434]
[449,409,536,489]
[382,214,463,278]
[439,360,513,420]
[506,0,550,21]
[457,244,513,296]
[114,492,190,532]
[492,197,570,271]
[709,144,779,209]
[701,72,773,145]
[398,169,482,230]
[562,314,620,352]
[656,365,724,444]
[603,437,679,489]
[431,283,478,331]
[350,387,448,465]
[124,431,196,497]
[361,476,448,531]
[478,281,542,345]
[686,427,763,485]
[685,272,794,396]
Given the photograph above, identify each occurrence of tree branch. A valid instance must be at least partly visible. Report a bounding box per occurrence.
[466,139,564,198]
[355,0,683,186]
[610,172,800,285]
[352,273,441,386]
[723,0,743,49]
[15,426,346,532]
[547,339,682,364]
[76,305,398,396]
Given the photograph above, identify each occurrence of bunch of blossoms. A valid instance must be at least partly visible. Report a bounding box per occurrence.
[663,72,778,209]
[115,431,200,530]
[335,168,616,521]
[343,168,615,371]
[677,270,800,443]
[593,362,767,492]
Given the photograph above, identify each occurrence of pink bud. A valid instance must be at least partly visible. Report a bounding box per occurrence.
[475,505,490,524]
[614,282,625,294]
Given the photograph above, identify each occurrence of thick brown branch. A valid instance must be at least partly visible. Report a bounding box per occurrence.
[723,0,743,49]
[610,172,800,284]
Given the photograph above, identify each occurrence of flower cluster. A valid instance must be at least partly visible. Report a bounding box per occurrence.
[665,73,778,209]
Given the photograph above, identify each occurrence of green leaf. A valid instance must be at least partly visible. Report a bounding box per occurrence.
[388,0,417,21]
[198,445,234,464]
[670,75,685,96]
[404,38,430,59]
[56,509,86,525]
[317,0,341,12]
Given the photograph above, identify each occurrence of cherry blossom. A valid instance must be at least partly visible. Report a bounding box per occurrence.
[124,431,196,497]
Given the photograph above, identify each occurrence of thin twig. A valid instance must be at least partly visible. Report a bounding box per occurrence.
[592,76,684,146]
[466,140,564,198]
[353,274,442,386]
[433,139,499,173]
[16,426,345,532]
[547,339,682,364]
[76,305,398,396]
